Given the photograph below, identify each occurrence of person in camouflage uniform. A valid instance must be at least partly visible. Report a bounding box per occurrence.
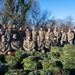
[0,35,10,55]
[32,26,37,41]
[45,27,54,42]
[53,26,60,41]
[25,27,31,40]
[53,25,61,46]
[44,35,52,52]
[60,28,67,46]
[23,35,35,51]
[11,34,22,52]
[67,28,74,44]
[38,26,45,42]
[36,35,45,53]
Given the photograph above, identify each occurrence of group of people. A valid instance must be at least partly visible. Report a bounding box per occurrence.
[0,24,75,55]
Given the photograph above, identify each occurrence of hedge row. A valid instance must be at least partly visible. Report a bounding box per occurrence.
[0,44,75,75]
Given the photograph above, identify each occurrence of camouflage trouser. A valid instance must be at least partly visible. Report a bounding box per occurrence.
[68,40,73,44]
[40,37,44,42]
[38,49,45,53]
[0,52,3,54]
[0,51,8,55]
[0,51,6,55]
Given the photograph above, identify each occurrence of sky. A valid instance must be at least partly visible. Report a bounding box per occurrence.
[38,0,75,21]
[0,0,75,23]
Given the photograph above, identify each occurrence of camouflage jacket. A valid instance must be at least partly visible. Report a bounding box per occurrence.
[11,39,22,51]
[45,32,54,41]
[38,30,45,41]
[67,32,74,41]
[23,40,35,51]
[32,30,37,41]
[44,39,52,49]
[0,42,10,54]
[36,41,44,50]
[61,32,66,42]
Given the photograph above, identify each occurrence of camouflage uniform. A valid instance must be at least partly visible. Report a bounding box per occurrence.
[32,30,37,41]
[45,31,54,42]
[53,26,61,41]
[25,30,31,40]
[36,35,45,53]
[61,32,66,45]
[37,41,44,53]
[67,31,74,44]
[23,40,35,51]
[0,42,10,55]
[38,30,45,41]
[11,39,22,51]
[53,30,60,41]
[44,39,51,52]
